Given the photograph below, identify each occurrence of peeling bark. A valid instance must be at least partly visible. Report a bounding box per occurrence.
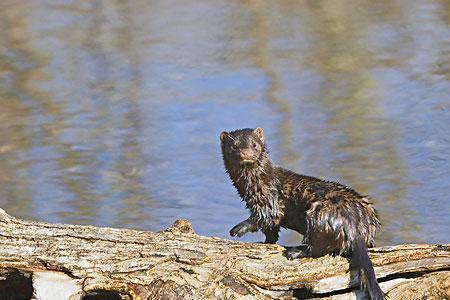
[0,208,449,299]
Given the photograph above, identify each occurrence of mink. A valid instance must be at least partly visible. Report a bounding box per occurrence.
[220,127,384,300]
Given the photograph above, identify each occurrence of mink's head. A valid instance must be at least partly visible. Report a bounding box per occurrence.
[220,127,266,165]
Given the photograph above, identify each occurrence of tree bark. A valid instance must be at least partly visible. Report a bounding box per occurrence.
[0,208,449,300]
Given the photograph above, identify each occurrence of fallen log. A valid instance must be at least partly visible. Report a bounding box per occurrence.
[0,208,448,300]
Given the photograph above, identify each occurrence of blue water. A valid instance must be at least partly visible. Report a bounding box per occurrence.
[0,0,449,246]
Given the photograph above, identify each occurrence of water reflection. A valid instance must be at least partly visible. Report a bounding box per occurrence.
[236,1,298,165]
[0,0,449,245]
[0,1,49,220]
[303,0,416,244]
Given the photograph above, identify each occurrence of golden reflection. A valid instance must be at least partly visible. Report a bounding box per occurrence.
[436,0,450,81]
[0,1,50,219]
[233,0,421,244]
[0,0,155,225]
[438,0,450,25]
[46,0,155,225]
[105,0,155,228]
[0,0,447,244]
[304,0,418,244]
[235,0,298,164]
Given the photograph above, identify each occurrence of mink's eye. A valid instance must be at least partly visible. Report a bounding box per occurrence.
[252,142,258,148]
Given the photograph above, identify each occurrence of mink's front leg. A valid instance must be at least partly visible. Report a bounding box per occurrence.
[263,227,280,244]
[229,218,258,237]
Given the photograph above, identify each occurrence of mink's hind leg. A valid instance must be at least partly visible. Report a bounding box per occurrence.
[285,242,334,260]
[284,245,311,259]
[285,228,342,259]
[285,243,335,259]
[263,227,280,243]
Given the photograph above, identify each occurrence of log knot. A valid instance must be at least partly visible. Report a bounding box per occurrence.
[166,219,195,234]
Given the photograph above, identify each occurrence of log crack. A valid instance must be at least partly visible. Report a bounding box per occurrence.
[0,208,448,300]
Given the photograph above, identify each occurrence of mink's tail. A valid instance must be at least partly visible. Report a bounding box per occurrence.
[350,237,385,300]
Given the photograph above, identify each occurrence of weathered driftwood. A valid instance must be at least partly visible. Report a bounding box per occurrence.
[0,208,449,300]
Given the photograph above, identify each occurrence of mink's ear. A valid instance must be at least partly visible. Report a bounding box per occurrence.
[220,131,229,143]
[253,127,265,144]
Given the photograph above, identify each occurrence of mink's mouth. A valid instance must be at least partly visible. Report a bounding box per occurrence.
[240,159,256,164]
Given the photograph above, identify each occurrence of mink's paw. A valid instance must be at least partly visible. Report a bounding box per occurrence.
[284,245,310,260]
[230,220,254,237]
[230,223,248,237]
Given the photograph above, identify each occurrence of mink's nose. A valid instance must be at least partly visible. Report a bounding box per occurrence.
[240,149,253,159]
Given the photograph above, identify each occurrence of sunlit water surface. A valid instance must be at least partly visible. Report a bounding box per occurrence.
[0,0,449,246]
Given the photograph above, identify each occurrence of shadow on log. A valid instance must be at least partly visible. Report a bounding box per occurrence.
[0,208,449,299]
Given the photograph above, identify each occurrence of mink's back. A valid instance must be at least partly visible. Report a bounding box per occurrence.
[274,166,380,252]
[274,167,365,202]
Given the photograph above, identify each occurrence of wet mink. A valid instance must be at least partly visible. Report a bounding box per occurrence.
[220,127,384,300]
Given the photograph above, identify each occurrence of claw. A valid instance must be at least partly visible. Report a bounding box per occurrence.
[284,245,310,260]
[230,219,255,237]
[230,224,248,237]
[229,226,238,237]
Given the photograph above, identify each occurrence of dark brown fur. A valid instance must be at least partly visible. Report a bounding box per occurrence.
[220,128,384,300]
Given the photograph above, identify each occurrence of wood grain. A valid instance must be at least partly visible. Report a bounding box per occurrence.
[0,208,448,299]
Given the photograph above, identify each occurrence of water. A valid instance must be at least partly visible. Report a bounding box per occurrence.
[0,0,449,246]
